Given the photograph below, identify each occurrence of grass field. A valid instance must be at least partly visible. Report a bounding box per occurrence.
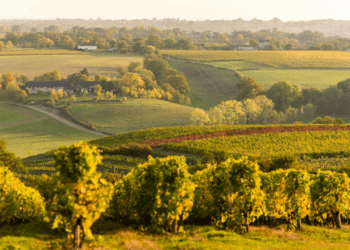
[0,103,101,157]
[69,98,195,134]
[166,58,240,110]
[162,50,350,68]
[237,69,350,89]
[0,51,143,80]
[2,221,350,250]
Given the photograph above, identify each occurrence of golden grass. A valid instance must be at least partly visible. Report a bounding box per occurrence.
[0,54,143,79]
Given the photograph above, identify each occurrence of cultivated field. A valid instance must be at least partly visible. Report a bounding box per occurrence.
[237,69,350,89]
[0,103,101,157]
[205,60,273,70]
[0,50,143,79]
[162,50,350,68]
[69,98,195,134]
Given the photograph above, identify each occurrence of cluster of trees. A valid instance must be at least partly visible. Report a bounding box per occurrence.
[192,76,350,125]
[94,54,191,105]
[2,23,350,51]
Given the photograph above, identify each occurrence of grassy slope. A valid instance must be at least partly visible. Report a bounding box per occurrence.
[162,50,350,68]
[2,222,350,250]
[0,103,101,157]
[0,51,143,79]
[237,69,350,89]
[166,58,240,110]
[69,99,195,134]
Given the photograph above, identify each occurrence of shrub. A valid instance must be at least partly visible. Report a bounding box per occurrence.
[312,116,344,124]
[45,142,114,248]
[0,167,46,224]
[111,156,195,233]
[209,158,264,233]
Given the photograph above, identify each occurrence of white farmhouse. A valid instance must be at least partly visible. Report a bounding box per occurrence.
[77,44,97,51]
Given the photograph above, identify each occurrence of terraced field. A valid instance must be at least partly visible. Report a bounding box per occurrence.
[69,99,195,134]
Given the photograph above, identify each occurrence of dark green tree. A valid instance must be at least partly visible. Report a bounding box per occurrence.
[236,76,264,100]
[266,81,302,112]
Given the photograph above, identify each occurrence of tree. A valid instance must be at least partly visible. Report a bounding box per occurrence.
[143,55,170,81]
[191,108,211,125]
[118,73,145,90]
[11,25,21,34]
[302,87,322,105]
[46,142,113,249]
[94,84,102,96]
[266,81,302,112]
[208,100,246,125]
[160,69,190,95]
[0,140,24,172]
[337,78,350,93]
[0,41,4,51]
[34,70,62,81]
[79,68,89,76]
[67,72,93,84]
[249,39,258,47]
[6,41,13,51]
[313,86,342,114]
[236,76,264,100]
[284,44,294,50]
[128,60,142,72]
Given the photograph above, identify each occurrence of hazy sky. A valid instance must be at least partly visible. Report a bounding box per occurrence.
[2,0,350,22]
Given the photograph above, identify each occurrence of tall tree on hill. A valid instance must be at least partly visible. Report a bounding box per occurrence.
[143,55,170,81]
[160,69,190,95]
[266,81,302,112]
[313,86,342,114]
[236,76,264,101]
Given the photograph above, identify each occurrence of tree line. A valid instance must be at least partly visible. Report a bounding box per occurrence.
[192,77,350,125]
[2,24,350,51]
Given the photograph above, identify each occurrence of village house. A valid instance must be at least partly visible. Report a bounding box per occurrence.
[72,81,100,93]
[24,80,98,94]
[24,80,75,94]
[77,44,97,51]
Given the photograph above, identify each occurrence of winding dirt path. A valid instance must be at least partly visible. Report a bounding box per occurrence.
[0,101,108,137]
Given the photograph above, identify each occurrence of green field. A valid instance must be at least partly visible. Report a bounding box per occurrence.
[0,103,101,157]
[0,51,143,79]
[69,99,195,134]
[237,69,350,89]
[162,50,350,68]
[166,58,240,110]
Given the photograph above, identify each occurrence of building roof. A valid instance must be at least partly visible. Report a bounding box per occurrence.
[72,81,100,88]
[25,81,76,90]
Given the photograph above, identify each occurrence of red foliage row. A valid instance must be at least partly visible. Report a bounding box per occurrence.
[140,125,350,147]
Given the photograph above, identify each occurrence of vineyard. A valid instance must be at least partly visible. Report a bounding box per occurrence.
[161,50,350,68]
[5,123,350,249]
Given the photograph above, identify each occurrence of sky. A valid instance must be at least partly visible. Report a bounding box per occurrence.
[1,0,350,22]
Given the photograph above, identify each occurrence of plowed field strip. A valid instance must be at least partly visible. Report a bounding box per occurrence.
[140,125,350,147]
